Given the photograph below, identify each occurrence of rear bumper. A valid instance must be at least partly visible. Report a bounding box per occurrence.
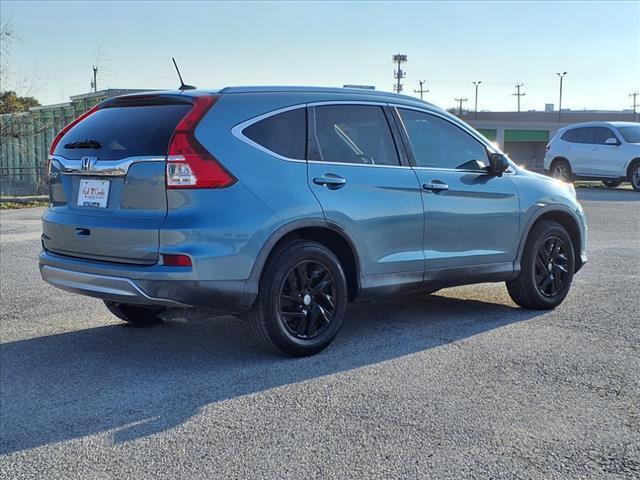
[39,250,257,313]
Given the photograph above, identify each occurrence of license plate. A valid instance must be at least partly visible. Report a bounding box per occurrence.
[77,179,110,208]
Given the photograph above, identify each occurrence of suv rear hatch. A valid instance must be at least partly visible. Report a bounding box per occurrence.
[43,94,194,264]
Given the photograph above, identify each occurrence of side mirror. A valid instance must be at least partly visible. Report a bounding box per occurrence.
[488,153,510,176]
[604,137,619,145]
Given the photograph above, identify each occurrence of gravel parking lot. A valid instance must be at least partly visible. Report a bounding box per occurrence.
[1,188,638,479]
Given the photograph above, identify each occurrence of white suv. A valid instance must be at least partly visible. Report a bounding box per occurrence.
[544,122,640,191]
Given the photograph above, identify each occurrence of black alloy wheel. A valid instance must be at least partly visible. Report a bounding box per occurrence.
[278,260,337,340]
[506,220,575,310]
[247,240,348,356]
[534,236,569,297]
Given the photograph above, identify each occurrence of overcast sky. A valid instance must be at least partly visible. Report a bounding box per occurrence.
[2,1,639,111]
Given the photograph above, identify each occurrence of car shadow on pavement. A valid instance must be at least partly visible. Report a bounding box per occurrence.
[0,292,543,454]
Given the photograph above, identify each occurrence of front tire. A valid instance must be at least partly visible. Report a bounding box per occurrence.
[247,240,348,356]
[550,159,572,183]
[506,221,575,310]
[629,162,640,192]
[103,301,165,326]
[602,180,622,188]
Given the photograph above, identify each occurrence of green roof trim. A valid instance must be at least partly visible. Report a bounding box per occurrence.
[504,129,549,142]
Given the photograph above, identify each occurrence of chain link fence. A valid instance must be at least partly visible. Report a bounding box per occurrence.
[0,166,49,196]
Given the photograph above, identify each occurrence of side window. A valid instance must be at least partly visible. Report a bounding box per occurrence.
[398,109,488,170]
[309,105,400,166]
[243,108,306,159]
[561,129,577,143]
[594,127,617,144]
[575,127,595,144]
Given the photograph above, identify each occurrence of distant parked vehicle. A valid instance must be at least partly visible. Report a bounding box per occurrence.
[40,86,588,356]
[544,122,640,191]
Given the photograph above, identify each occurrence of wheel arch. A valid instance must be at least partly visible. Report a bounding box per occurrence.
[550,156,571,171]
[246,220,361,302]
[517,207,585,273]
[625,157,640,179]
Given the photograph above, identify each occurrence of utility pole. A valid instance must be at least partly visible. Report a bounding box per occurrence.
[630,91,639,122]
[557,72,567,122]
[393,54,407,93]
[512,83,525,119]
[91,65,98,92]
[454,97,468,116]
[472,81,482,119]
[414,80,428,100]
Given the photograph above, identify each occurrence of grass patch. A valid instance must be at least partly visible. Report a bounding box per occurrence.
[0,201,48,209]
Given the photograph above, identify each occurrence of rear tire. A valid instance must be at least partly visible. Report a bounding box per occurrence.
[629,162,640,192]
[602,180,622,188]
[247,240,348,356]
[506,221,575,310]
[550,159,572,183]
[104,301,165,326]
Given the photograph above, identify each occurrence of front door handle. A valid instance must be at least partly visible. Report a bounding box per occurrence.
[423,182,449,192]
[313,174,346,190]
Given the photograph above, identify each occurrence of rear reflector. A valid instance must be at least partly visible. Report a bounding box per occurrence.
[166,96,236,189]
[49,104,101,155]
[162,254,192,267]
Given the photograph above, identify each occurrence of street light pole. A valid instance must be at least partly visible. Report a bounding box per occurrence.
[557,72,567,123]
[472,81,482,119]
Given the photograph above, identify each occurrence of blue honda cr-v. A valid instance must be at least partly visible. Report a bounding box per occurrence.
[40,86,588,356]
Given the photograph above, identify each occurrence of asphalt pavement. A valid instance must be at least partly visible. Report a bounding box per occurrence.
[1,187,639,479]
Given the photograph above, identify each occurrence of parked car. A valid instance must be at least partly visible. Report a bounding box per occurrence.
[544,121,640,191]
[40,86,588,356]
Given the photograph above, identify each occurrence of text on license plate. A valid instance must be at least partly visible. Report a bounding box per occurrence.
[77,179,110,208]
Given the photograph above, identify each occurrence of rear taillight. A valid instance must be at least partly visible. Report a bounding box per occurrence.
[49,104,101,155]
[166,96,235,189]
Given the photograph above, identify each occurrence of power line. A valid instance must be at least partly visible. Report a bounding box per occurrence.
[454,97,467,116]
[414,80,428,100]
[512,83,525,118]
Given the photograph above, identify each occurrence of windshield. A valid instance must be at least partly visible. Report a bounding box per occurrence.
[616,125,640,143]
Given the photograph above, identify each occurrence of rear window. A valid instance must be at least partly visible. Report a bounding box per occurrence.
[242,108,306,159]
[53,104,190,160]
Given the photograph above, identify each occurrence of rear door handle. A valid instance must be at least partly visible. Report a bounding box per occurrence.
[422,182,449,192]
[313,174,346,190]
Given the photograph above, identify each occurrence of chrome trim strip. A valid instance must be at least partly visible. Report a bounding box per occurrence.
[41,265,191,307]
[49,155,166,176]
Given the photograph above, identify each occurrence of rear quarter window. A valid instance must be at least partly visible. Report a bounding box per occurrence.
[53,104,190,160]
[242,108,306,159]
[561,129,577,143]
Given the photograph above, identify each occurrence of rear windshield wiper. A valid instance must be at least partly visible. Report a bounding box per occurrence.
[63,139,102,149]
